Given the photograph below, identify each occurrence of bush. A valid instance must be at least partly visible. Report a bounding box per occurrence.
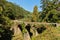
[0,15,13,29]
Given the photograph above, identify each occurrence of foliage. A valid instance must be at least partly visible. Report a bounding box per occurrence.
[32,6,39,22]
[0,0,30,20]
[0,15,12,28]
[40,0,60,23]
[0,26,13,40]
[21,23,27,34]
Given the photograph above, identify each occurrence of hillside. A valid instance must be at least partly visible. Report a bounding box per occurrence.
[0,0,30,20]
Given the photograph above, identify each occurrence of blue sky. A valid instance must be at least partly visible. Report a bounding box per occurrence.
[7,0,42,12]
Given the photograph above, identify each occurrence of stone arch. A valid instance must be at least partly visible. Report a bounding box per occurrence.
[25,24,33,37]
[37,25,46,34]
[30,25,38,36]
[18,24,23,31]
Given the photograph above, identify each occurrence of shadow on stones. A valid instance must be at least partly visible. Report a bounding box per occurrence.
[25,24,33,37]
[37,26,46,34]
[52,24,57,27]
[18,24,23,31]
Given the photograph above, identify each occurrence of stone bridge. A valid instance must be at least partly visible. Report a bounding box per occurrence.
[10,20,60,40]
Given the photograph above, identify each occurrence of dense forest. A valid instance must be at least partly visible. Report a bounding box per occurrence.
[0,0,60,40]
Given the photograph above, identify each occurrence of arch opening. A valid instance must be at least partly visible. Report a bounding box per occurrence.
[37,26,46,34]
[25,24,33,37]
[18,24,23,31]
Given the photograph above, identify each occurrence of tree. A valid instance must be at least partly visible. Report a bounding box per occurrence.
[32,5,39,22]
[40,0,60,23]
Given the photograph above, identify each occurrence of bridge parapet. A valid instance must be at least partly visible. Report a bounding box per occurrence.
[12,20,60,27]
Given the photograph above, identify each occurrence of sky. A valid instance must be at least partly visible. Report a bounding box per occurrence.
[7,0,42,12]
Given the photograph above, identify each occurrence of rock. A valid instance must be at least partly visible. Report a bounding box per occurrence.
[23,30,31,40]
[30,27,38,37]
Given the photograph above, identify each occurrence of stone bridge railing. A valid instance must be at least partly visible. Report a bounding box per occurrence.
[13,20,60,27]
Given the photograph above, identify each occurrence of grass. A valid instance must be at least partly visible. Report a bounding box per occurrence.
[31,26,60,40]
